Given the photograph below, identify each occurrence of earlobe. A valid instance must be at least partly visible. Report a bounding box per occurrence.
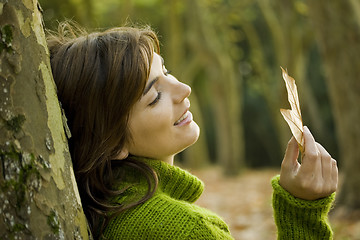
[116,148,129,160]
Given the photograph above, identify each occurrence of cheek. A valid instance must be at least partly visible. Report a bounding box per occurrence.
[132,107,173,139]
[127,110,174,157]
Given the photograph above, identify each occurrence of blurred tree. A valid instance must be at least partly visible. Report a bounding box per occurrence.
[308,0,360,214]
[0,0,89,238]
[40,0,80,29]
[181,0,245,174]
[82,0,96,26]
[38,0,340,173]
[251,0,327,149]
[228,0,337,167]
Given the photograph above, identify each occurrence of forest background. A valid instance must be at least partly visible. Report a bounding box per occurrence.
[1,0,359,239]
[40,0,360,238]
[41,0,337,170]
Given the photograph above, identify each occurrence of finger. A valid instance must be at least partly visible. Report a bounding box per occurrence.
[301,126,321,173]
[316,143,332,180]
[331,158,338,192]
[282,137,299,169]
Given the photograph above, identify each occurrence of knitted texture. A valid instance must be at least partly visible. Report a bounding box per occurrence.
[102,157,234,239]
[102,160,335,239]
[271,175,335,240]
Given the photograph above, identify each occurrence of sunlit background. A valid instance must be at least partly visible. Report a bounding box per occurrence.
[40,0,360,239]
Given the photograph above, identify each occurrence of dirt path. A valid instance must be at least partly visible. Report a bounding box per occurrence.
[190,166,360,240]
[190,167,278,240]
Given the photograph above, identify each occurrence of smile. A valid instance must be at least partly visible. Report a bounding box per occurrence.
[174,111,192,126]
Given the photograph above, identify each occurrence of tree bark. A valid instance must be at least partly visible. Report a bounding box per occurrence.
[308,0,360,213]
[0,0,90,238]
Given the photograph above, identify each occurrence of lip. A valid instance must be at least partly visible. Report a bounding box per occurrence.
[174,110,193,126]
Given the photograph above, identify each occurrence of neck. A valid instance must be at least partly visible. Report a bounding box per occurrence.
[160,155,174,165]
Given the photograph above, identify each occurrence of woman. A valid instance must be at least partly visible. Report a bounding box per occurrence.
[48,22,338,239]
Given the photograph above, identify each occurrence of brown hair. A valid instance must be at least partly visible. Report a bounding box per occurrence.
[47,22,160,237]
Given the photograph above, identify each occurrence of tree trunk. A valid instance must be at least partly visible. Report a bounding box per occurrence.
[185,0,245,174]
[308,0,360,213]
[0,0,90,238]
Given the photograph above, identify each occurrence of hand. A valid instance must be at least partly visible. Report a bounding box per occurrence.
[279,126,338,200]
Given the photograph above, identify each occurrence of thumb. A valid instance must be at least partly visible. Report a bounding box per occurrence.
[282,137,300,168]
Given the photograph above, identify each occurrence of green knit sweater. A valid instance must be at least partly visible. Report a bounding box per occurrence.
[272,175,335,239]
[102,158,335,239]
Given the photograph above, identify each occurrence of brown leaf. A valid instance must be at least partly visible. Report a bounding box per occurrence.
[280,67,304,152]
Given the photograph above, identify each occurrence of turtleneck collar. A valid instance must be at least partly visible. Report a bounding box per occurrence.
[128,157,205,203]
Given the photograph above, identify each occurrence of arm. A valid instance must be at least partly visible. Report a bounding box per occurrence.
[273,126,338,239]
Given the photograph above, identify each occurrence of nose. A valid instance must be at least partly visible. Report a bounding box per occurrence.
[172,81,191,103]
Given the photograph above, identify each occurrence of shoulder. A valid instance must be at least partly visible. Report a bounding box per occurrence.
[103,192,233,240]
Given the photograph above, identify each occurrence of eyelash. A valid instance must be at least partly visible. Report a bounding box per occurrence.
[163,65,171,76]
[148,65,170,106]
[149,91,162,106]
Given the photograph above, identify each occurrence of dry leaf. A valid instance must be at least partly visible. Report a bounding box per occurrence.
[280,67,304,153]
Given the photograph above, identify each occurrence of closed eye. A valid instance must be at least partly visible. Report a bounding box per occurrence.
[149,92,162,106]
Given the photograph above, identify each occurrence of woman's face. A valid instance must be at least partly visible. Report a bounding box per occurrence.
[123,53,200,164]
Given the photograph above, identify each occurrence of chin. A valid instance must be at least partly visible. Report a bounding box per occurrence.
[186,122,201,147]
[174,123,200,154]
[192,123,201,143]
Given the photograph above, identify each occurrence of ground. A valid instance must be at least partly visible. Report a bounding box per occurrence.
[189,166,360,240]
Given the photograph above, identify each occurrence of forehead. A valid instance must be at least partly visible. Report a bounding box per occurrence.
[147,53,163,79]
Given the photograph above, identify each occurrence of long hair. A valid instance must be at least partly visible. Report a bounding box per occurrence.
[47,22,160,237]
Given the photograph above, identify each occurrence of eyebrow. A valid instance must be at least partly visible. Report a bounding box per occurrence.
[143,76,159,96]
[142,56,165,96]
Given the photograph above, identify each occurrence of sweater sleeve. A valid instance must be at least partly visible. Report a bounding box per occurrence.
[271,175,335,240]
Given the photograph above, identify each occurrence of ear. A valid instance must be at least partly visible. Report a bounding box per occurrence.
[116,148,129,160]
